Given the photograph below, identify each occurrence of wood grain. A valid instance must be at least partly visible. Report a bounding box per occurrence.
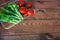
[29,12,60,20]
[35,0,60,1]
[34,0,60,8]
[0,20,60,34]
[0,35,40,40]
[0,0,60,40]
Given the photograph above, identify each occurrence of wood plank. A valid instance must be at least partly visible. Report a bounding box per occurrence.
[35,0,60,1]
[1,0,60,8]
[0,34,60,40]
[10,20,60,33]
[7,25,60,35]
[0,20,60,35]
[0,33,60,40]
[28,8,60,19]
[34,1,60,8]
[0,35,40,40]
[33,13,60,19]
[20,20,60,26]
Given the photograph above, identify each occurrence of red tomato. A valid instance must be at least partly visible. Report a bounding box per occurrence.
[27,9,34,16]
[18,1,24,7]
[25,2,32,8]
[19,8,27,15]
[18,0,25,7]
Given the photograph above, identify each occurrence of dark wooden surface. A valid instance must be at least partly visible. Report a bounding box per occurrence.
[0,0,60,40]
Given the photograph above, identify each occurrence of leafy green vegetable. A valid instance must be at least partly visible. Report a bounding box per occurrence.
[0,2,23,24]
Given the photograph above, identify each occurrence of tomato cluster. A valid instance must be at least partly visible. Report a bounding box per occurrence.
[18,0,34,16]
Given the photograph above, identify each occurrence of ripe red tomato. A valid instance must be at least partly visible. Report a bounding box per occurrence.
[27,9,34,16]
[19,8,27,15]
[18,0,24,7]
[25,2,32,8]
[18,1,24,7]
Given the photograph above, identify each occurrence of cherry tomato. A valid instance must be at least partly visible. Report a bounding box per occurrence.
[18,0,24,7]
[18,1,24,7]
[19,8,27,15]
[27,9,34,16]
[25,2,32,8]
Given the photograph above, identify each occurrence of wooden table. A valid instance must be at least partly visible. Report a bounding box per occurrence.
[0,0,60,40]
